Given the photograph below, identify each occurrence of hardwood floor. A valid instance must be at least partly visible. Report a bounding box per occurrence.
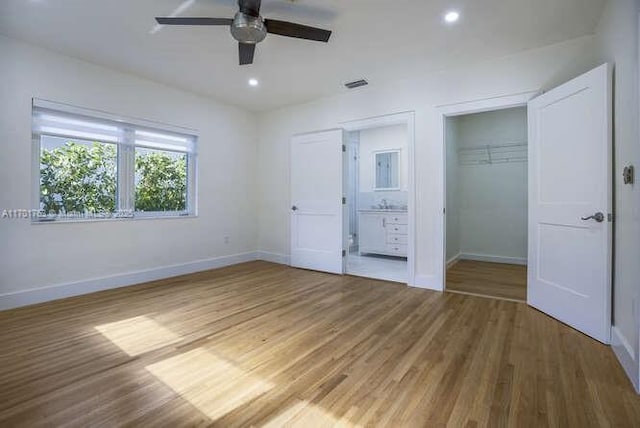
[0,261,637,427]
[447,260,528,302]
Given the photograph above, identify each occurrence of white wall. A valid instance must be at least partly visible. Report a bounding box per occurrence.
[455,108,528,150]
[257,34,602,287]
[449,108,528,264]
[0,35,259,306]
[595,0,640,390]
[358,124,409,192]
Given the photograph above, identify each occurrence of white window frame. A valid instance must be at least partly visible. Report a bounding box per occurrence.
[32,99,198,223]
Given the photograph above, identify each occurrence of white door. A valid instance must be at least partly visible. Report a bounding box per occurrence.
[528,63,612,344]
[290,129,345,274]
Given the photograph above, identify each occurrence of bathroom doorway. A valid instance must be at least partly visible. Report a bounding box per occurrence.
[343,116,413,284]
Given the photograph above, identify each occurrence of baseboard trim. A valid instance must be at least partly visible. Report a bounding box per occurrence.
[447,253,462,268]
[256,251,290,265]
[0,252,258,311]
[459,253,527,266]
[412,274,443,292]
[611,326,639,393]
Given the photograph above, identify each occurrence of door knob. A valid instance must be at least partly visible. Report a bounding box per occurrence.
[291,205,298,211]
[581,212,605,223]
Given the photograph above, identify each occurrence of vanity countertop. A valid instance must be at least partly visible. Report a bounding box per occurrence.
[358,209,408,213]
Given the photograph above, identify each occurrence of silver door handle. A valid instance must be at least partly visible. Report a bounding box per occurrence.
[382,218,386,227]
[581,212,605,223]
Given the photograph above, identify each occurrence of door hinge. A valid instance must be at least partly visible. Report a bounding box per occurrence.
[342,197,347,205]
[342,249,346,257]
[342,145,346,152]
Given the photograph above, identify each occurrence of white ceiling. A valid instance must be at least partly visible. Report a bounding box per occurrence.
[0,0,606,111]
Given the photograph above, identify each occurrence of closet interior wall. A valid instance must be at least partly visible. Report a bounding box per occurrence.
[446,107,529,266]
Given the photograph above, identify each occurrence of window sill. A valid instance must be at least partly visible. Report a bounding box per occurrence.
[31,214,198,225]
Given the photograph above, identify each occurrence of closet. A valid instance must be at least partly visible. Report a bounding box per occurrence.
[445,107,528,301]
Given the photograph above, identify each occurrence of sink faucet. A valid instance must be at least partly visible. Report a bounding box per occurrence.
[380,199,389,209]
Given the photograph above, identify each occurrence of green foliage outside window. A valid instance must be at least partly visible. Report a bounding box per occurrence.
[135,149,187,212]
[40,141,187,215]
[40,141,117,214]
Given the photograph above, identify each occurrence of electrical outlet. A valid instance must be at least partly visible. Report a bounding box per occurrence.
[623,165,634,185]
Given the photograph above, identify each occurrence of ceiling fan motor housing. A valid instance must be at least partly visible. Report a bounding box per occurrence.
[231,12,267,44]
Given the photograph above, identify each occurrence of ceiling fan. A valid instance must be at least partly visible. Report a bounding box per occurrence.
[155,0,332,65]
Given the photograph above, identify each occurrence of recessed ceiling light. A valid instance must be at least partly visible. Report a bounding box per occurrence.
[444,10,460,24]
[248,78,259,87]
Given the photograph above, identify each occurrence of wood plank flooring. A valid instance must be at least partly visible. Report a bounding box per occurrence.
[447,260,528,302]
[0,261,637,427]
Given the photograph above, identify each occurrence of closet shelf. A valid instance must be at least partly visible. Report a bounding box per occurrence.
[458,142,527,166]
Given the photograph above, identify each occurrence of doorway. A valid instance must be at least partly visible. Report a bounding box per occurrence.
[341,112,416,284]
[437,65,612,344]
[289,112,415,285]
[344,126,408,283]
[444,107,529,301]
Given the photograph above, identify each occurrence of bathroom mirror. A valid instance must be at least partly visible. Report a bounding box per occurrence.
[374,150,400,191]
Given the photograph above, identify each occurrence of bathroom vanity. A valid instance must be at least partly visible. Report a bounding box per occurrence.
[358,210,408,257]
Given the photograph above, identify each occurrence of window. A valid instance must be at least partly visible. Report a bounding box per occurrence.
[134,129,192,214]
[32,99,197,221]
[40,136,118,215]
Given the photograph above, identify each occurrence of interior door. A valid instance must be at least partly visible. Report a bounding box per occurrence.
[528,63,612,344]
[290,129,345,274]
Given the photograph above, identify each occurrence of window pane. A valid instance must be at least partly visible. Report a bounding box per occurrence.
[135,148,187,212]
[40,136,117,215]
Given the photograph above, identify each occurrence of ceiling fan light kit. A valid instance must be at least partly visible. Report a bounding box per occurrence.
[156,0,332,65]
[231,12,267,44]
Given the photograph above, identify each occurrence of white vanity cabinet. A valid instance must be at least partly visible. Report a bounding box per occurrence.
[358,211,408,257]
[358,213,387,254]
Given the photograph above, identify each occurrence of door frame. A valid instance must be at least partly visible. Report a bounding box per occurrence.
[438,91,539,292]
[340,111,416,286]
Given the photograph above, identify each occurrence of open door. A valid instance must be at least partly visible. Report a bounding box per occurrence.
[528,64,612,344]
[290,129,345,274]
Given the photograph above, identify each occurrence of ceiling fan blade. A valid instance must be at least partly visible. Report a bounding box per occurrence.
[238,0,262,17]
[264,19,331,42]
[239,43,256,65]
[155,17,233,26]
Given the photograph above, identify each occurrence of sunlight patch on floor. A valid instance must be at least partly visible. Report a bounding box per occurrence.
[262,399,361,428]
[145,347,274,422]
[95,315,182,356]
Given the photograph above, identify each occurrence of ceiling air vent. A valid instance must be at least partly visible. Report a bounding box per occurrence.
[344,79,369,89]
